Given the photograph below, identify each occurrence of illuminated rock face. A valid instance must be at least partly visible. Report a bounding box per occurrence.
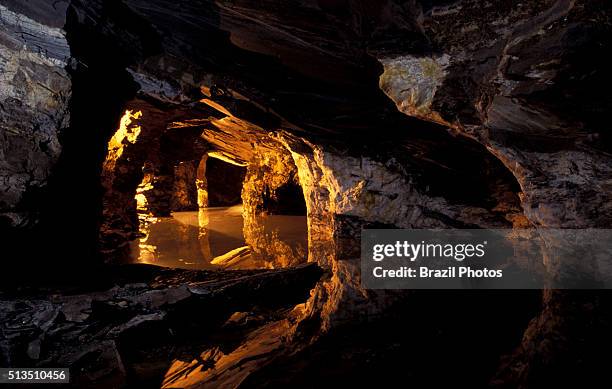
[99,102,172,256]
[276,132,524,329]
[376,0,612,230]
[240,148,308,269]
[196,155,209,208]
[242,150,300,217]
[0,4,71,228]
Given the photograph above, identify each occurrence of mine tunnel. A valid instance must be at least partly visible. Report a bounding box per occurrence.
[104,111,310,271]
[1,1,611,388]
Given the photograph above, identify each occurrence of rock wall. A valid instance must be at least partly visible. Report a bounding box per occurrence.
[374,1,612,386]
[99,98,210,257]
[99,102,165,255]
[242,148,300,217]
[0,2,71,228]
[377,0,612,229]
[278,131,524,330]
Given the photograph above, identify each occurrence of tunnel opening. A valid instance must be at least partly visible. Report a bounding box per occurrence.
[205,155,247,207]
[261,176,308,216]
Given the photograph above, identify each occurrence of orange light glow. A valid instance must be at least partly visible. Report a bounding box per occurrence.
[103,110,143,175]
[108,110,143,152]
[207,151,247,167]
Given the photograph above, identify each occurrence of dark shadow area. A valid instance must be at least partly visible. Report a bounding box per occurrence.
[262,178,308,216]
[206,158,246,207]
[244,290,543,388]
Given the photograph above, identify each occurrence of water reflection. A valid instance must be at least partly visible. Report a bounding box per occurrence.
[130,205,308,269]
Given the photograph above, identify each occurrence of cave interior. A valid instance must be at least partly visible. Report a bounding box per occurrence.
[1,0,612,388]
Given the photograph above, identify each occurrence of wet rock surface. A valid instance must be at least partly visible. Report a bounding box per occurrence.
[0,263,322,387]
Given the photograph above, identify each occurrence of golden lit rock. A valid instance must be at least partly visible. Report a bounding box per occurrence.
[103,110,143,174]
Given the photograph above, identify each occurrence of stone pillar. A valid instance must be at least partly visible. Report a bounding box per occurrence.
[241,149,300,216]
[137,160,174,217]
[196,154,208,208]
[171,160,198,211]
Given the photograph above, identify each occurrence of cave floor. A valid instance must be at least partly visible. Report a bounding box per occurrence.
[0,263,323,387]
[131,205,308,270]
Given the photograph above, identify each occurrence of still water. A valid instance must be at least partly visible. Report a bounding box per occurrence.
[130,205,308,270]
